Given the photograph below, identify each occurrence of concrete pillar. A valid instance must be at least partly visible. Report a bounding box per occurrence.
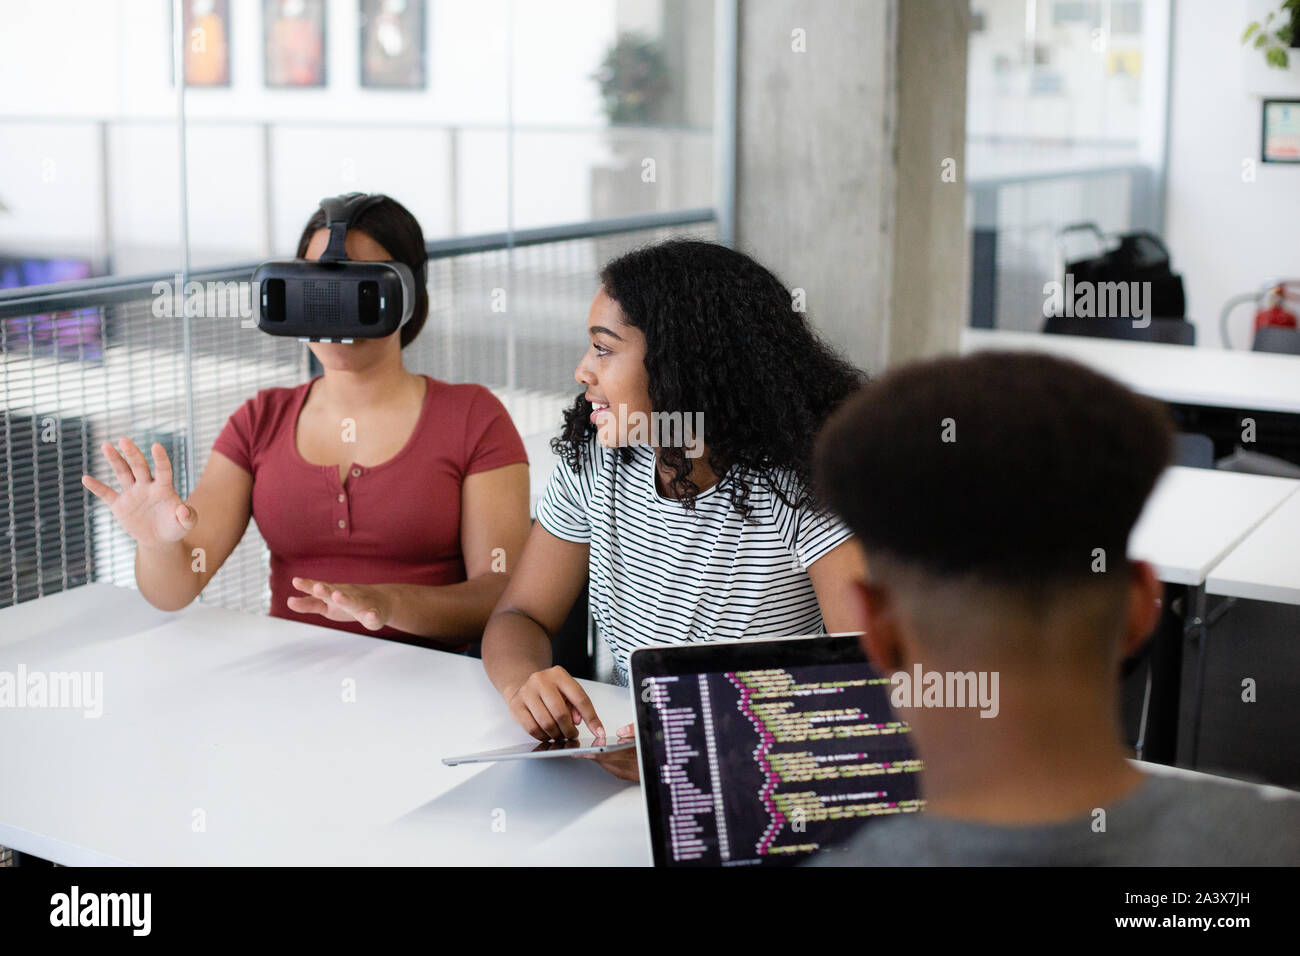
[733,0,968,373]
[890,0,970,363]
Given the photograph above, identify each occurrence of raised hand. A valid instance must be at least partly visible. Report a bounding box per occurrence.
[81,438,197,549]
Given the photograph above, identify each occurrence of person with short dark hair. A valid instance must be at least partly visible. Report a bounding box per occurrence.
[810,350,1300,865]
[82,195,531,649]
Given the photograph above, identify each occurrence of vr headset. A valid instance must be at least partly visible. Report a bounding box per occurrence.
[253,192,417,343]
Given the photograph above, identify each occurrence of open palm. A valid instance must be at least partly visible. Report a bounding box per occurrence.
[81,437,196,547]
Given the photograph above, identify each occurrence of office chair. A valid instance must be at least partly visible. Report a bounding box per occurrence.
[1043,314,1196,345]
[1173,432,1215,469]
[465,575,595,680]
[1252,326,1300,355]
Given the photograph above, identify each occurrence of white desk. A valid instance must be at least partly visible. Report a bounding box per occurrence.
[1123,467,1298,767]
[0,584,646,866]
[961,328,1300,415]
[1206,491,1300,606]
[1129,467,1300,585]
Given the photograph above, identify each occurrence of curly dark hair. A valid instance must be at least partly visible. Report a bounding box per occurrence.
[553,239,866,519]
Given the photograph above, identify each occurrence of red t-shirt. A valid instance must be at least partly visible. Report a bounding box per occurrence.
[211,375,527,645]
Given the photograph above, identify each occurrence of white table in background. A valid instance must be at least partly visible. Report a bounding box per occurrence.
[0,584,646,866]
[1125,467,1300,766]
[1129,467,1300,585]
[1207,491,1300,606]
[960,327,1300,414]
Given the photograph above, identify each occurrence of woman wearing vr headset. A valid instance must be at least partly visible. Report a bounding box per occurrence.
[481,239,866,777]
[81,194,531,648]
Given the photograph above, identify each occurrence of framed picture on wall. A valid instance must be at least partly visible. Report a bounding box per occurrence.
[359,0,426,89]
[264,0,327,87]
[182,0,231,87]
[1262,99,1300,163]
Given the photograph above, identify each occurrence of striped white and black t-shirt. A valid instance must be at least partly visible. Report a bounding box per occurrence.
[535,439,853,684]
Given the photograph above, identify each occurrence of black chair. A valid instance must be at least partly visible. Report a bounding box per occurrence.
[549,581,595,679]
[1252,326,1300,355]
[1173,432,1214,469]
[466,582,594,680]
[1043,314,1196,345]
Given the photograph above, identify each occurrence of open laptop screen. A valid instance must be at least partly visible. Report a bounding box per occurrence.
[631,634,922,867]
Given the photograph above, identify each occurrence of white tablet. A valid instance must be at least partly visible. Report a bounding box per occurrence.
[442,737,635,766]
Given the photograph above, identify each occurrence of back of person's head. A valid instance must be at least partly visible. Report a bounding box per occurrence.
[814,350,1173,670]
[295,194,429,349]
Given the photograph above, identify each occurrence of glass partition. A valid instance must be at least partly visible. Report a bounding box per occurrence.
[0,0,724,611]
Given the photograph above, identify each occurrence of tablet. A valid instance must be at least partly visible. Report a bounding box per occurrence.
[442,737,635,766]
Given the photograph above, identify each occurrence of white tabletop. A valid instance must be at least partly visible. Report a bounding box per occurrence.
[1128,467,1300,586]
[0,583,646,866]
[961,328,1300,415]
[4,585,1290,866]
[1206,490,1300,606]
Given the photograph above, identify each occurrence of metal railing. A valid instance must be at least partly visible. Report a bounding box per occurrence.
[0,208,718,615]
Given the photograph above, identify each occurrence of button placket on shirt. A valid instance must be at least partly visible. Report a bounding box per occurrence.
[333,466,362,537]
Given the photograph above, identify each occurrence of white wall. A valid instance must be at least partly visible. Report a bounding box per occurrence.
[734,0,969,373]
[1165,0,1300,347]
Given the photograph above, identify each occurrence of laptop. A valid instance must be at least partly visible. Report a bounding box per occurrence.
[630,633,923,867]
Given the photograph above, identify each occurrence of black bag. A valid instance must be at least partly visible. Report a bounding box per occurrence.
[1057,224,1187,320]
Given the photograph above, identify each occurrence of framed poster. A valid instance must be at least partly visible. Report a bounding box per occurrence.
[1262,99,1300,164]
[183,0,231,87]
[264,0,327,87]
[359,0,426,89]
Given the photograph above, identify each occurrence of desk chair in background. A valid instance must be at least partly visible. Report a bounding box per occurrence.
[1042,314,1196,345]
[467,584,593,679]
[1173,432,1214,469]
[1166,431,1300,479]
[1252,326,1300,355]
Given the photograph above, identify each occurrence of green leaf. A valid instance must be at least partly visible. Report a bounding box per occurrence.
[1267,45,1289,68]
[1244,22,1260,43]
[1256,32,1270,47]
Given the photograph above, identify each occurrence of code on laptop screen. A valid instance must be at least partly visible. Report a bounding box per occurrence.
[641,663,922,866]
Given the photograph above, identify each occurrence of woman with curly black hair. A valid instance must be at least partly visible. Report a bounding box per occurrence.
[481,239,867,778]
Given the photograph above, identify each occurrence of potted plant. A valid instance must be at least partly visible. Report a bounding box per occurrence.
[1243,0,1300,68]
[591,32,671,125]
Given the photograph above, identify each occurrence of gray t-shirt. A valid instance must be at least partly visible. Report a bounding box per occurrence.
[807,773,1300,866]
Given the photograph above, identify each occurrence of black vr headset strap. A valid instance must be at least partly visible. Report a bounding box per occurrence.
[318,192,387,263]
